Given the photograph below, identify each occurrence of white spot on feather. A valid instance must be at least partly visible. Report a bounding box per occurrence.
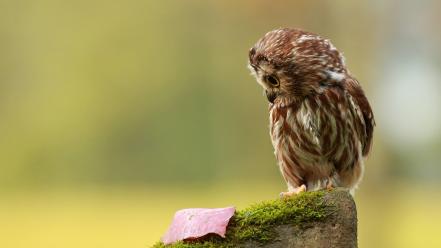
[325,70,345,82]
[297,34,320,43]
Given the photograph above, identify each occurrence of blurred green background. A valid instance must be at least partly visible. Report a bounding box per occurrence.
[1,1,441,247]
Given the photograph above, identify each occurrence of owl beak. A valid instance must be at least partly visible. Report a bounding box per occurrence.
[265,90,277,103]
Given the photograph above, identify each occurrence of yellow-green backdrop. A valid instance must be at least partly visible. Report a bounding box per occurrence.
[1,1,441,247]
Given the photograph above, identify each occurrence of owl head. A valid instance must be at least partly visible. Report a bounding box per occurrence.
[248,28,347,104]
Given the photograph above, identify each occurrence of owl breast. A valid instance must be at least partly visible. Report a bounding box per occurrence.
[269,89,365,193]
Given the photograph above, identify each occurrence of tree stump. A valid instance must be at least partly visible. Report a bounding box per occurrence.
[153,188,357,248]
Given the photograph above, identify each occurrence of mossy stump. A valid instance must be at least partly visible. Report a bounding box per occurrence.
[153,188,357,248]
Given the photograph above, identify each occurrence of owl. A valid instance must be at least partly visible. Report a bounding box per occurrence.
[248,28,375,196]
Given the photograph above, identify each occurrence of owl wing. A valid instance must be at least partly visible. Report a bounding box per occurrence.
[345,78,375,156]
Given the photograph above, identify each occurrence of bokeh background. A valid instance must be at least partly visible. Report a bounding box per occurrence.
[1,1,441,247]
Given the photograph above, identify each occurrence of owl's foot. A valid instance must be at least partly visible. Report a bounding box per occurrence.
[326,180,334,190]
[280,184,306,198]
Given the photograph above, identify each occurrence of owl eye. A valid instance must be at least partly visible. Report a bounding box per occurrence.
[265,75,280,87]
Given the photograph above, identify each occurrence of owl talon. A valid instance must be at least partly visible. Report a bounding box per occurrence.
[326,180,334,190]
[280,184,306,198]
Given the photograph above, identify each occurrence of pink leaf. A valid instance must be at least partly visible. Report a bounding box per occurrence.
[161,207,236,245]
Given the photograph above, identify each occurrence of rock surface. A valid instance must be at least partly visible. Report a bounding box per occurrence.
[153,188,357,248]
[241,189,357,248]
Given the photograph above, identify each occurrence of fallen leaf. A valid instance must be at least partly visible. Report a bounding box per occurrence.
[161,207,235,245]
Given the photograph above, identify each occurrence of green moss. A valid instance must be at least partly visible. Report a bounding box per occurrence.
[152,190,331,248]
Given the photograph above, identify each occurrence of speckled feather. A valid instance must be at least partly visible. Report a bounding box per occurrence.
[248,28,375,195]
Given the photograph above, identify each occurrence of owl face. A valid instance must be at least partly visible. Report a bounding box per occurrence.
[248,28,347,104]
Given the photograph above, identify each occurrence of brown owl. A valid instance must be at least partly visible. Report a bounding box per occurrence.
[248,28,375,196]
